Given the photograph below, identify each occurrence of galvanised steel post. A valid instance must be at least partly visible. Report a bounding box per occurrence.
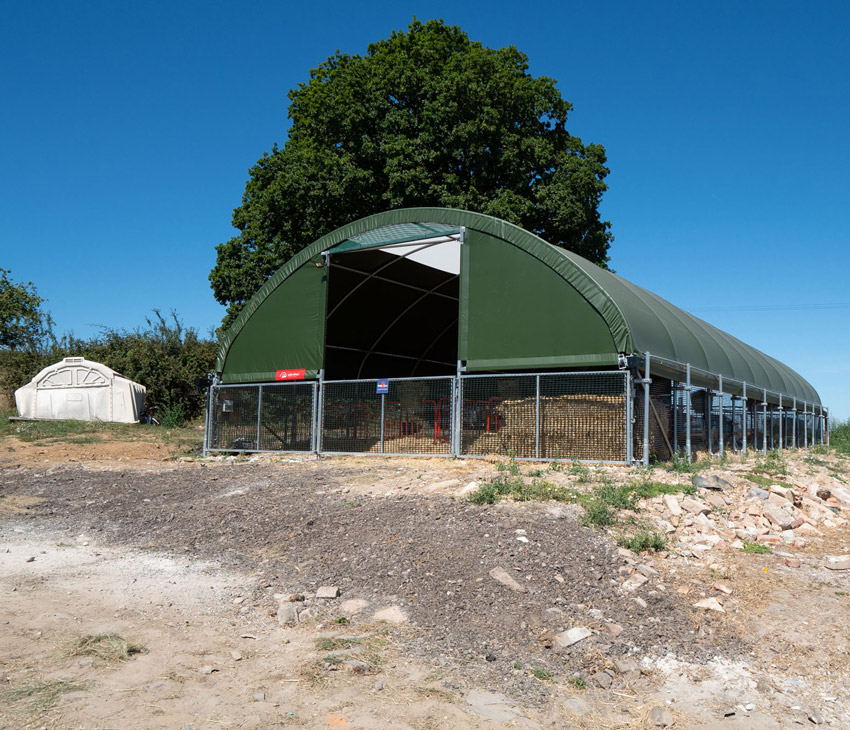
[706,389,713,456]
[686,364,692,463]
[762,394,768,455]
[453,360,463,457]
[672,384,678,454]
[718,375,724,459]
[202,381,213,456]
[380,390,385,454]
[316,369,325,454]
[256,384,263,450]
[803,402,808,451]
[535,375,541,460]
[626,371,634,464]
[825,410,829,447]
[643,353,651,466]
[792,398,797,449]
[742,382,747,454]
[778,394,783,451]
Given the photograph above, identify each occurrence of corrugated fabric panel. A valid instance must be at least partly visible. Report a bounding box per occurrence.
[220,254,326,383]
[461,229,618,370]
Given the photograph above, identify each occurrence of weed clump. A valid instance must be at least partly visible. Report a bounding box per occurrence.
[65,633,146,662]
[618,530,668,552]
[741,541,772,554]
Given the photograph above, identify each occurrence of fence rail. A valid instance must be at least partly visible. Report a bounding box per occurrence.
[205,359,827,463]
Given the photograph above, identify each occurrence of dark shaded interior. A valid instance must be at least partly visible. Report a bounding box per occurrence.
[324,248,459,379]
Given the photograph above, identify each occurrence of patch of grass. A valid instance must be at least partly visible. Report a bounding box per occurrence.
[333,616,349,624]
[65,633,146,662]
[617,530,668,553]
[569,675,587,690]
[512,661,523,670]
[756,449,788,475]
[745,472,798,490]
[530,667,553,681]
[315,636,361,651]
[666,453,711,474]
[466,455,581,506]
[0,679,92,710]
[415,686,457,702]
[568,461,591,482]
[630,479,692,499]
[741,541,772,554]
[1,409,204,453]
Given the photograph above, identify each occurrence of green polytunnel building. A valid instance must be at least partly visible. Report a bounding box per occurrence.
[207,208,826,461]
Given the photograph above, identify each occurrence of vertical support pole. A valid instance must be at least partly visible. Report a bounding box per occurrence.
[316,369,324,455]
[642,353,651,467]
[454,360,463,457]
[718,375,724,459]
[672,384,679,454]
[202,381,213,455]
[625,371,634,464]
[707,389,713,456]
[778,394,783,451]
[803,402,808,451]
[256,384,263,450]
[791,398,796,449]
[380,391,386,454]
[742,383,747,455]
[686,364,692,463]
[762,395,768,455]
[535,375,541,460]
[823,411,829,448]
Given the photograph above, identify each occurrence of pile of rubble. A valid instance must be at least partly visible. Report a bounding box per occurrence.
[638,469,850,561]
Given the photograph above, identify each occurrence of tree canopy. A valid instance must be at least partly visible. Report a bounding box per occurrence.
[0,268,54,352]
[210,18,613,329]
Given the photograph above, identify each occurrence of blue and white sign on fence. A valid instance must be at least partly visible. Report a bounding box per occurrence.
[376,378,389,394]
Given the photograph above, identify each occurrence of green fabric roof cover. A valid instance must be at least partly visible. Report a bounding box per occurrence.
[218,208,821,407]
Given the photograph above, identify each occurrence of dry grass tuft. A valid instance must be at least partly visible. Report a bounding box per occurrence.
[0,679,91,710]
[65,633,147,662]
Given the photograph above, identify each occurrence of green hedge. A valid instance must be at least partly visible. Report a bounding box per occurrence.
[0,311,217,424]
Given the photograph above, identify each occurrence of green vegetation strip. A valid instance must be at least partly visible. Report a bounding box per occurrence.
[467,457,687,550]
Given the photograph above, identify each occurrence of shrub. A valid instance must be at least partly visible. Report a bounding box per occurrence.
[0,310,216,422]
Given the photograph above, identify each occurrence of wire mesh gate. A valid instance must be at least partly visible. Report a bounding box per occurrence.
[206,382,317,453]
[206,371,631,462]
[459,372,630,462]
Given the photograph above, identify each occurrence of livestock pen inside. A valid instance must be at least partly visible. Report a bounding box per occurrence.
[206,208,827,463]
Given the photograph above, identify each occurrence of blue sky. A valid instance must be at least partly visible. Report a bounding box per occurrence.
[2,1,848,419]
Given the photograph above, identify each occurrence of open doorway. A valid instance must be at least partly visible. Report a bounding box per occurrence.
[324,234,461,379]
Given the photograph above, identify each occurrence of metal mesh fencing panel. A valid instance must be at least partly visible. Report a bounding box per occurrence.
[208,386,260,451]
[321,378,453,455]
[538,373,627,461]
[460,375,537,458]
[258,383,315,452]
[321,380,382,453]
[633,378,674,462]
[460,373,627,461]
[382,378,454,455]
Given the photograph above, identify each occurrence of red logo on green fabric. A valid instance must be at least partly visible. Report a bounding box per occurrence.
[275,369,306,381]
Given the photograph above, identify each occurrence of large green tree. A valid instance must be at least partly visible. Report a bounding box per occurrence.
[211,19,613,329]
[0,268,54,351]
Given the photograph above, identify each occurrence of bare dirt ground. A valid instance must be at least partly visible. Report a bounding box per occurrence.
[1,435,849,729]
